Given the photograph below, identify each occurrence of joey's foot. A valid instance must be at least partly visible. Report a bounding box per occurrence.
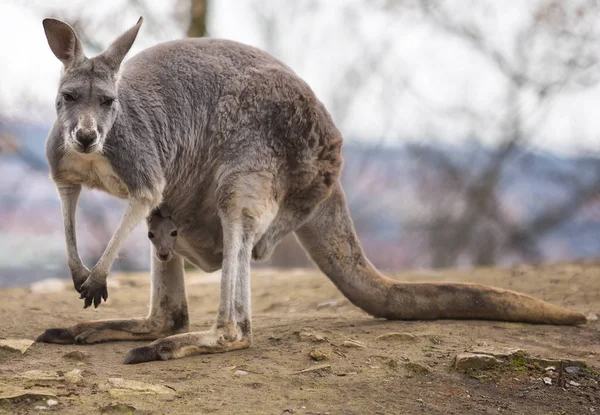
[251,238,275,261]
[79,276,108,308]
[124,345,165,364]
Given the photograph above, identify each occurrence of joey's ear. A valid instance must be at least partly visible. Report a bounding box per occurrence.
[99,17,143,72]
[42,18,86,69]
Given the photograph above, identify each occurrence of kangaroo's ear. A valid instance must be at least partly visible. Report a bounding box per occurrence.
[42,18,86,69]
[100,17,143,72]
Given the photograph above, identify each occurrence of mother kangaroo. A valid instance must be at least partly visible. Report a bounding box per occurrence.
[36,17,587,364]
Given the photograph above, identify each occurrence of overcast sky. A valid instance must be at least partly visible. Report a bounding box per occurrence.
[1,0,599,155]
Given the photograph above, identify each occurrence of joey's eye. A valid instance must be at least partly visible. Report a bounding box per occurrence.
[171,230,178,237]
[102,97,115,107]
[63,93,76,102]
[148,232,155,239]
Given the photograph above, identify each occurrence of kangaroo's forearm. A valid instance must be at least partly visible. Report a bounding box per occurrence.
[92,197,153,277]
[58,184,84,270]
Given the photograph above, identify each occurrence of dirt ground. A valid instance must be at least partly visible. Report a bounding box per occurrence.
[0,263,598,415]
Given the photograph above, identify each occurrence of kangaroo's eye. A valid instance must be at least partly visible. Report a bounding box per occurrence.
[63,93,76,102]
[102,97,115,107]
[148,232,155,239]
[170,230,178,237]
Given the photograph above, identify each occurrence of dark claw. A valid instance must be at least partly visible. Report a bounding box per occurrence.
[36,328,74,344]
[84,296,92,309]
[102,287,108,301]
[123,346,159,364]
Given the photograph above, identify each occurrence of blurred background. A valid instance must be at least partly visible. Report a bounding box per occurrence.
[2,0,600,287]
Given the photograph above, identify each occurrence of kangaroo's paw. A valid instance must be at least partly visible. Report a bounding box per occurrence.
[123,324,251,364]
[79,274,108,308]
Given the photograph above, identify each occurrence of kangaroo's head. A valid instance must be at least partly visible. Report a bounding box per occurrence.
[42,17,143,154]
[147,214,178,262]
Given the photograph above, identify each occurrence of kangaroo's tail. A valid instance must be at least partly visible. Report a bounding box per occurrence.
[294,184,587,325]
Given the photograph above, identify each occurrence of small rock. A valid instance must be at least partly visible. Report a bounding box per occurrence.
[308,348,332,361]
[568,380,581,387]
[543,377,552,385]
[30,278,65,294]
[454,353,501,371]
[46,399,58,407]
[374,332,417,342]
[586,312,598,321]
[34,406,48,410]
[64,369,84,385]
[565,366,581,375]
[294,364,331,374]
[233,370,249,377]
[0,339,35,354]
[469,346,525,358]
[298,331,327,343]
[342,340,366,348]
[544,366,556,372]
[18,370,62,381]
[404,362,431,374]
[100,403,137,414]
[106,378,175,397]
[62,350,89,361]
[316,300,338,310]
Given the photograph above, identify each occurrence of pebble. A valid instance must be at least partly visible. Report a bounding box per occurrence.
[106,378,175,397]
[454,353,501,371]
[233,370,249,377]
[342,340,366,348]
[316,300,338,310]
[404,362,431,374]
[46,399,58,407]
[298,331,327,343]
[568,380,581,387]
[64,369,84,385]
[294,364,331,374]
[374,332,417,342]
[565,366,581,375]
[308,348,332,361]
[543,377,552,385]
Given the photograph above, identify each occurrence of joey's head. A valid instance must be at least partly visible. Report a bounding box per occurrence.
[147,214,178,262]
[42,17,143,155]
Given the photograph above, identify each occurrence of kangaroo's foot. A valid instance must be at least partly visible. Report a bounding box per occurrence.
[36,314,189,345]
[123,321,251,364]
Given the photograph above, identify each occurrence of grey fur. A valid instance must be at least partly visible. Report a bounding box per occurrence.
[37,18,587,364]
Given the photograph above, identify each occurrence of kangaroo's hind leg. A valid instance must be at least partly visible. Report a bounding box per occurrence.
[36,247,189,344]
[123,173,276,364]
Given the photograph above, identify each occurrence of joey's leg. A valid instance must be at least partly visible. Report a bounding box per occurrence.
[252,206,311,261]
[123,181,268,364]
[37,250,189,344]
[57,184,90,291]
[79,195,156,308]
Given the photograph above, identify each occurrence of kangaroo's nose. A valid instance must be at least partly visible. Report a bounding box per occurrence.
[158,251,171,261]
[75,129,98,149]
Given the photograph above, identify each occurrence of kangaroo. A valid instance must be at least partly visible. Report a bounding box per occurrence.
[147,208,178,263]
[36,17,587,364]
